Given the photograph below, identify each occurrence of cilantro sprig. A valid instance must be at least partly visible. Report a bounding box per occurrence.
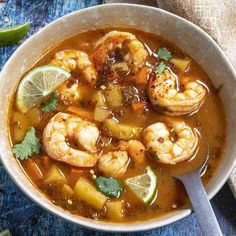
[41,92,58,112]
[95,176,124,198]
[155,48,172,74]
[155,61,167,74]
[12,127,41,160]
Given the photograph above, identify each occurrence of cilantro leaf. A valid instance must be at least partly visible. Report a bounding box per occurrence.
[12,127,41,160]
[157,48,172,61]
[95,176,124,198]
[155,61,167,74]
[41,92,58,112]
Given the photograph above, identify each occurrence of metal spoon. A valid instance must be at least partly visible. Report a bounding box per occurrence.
[175,152,223,236]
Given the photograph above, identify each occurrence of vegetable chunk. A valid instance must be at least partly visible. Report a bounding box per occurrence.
[104,85,123,108]
[74,177,107,210]
[45,165,66,184]
[170,58,191,72]
[104,118,142,140]
[106,201,124,219]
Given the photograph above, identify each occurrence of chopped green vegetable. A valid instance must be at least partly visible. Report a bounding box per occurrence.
[155,61,167,74]
[95,176,124,198]
[157,48,172,61]
[12,127,41,160]
[41,92,58,112]
[122,86,138,105]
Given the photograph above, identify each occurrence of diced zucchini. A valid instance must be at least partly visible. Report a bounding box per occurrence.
[106,200,124,219]
[93,90,106,106]
[74,177,107,210]
[170,58,191,72]
[104,85,123,108]
[94,106,110,122]
[104,118,142,140]
[45,165,66,184]
[111,62,129,74]
[62,184,74,197]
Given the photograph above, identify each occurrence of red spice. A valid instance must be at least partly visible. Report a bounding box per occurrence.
[158,137,164,143]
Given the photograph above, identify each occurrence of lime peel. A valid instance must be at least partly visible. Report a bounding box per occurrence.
[0,22,30,47]
[125,166,157,205]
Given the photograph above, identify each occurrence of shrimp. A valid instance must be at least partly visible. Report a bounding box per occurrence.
[92,31,148,73]
[143,121,198,164]
[43,112,100,167]
[148,69,206,116]
[98,140,146,177]
[50,50,97,86]
[98,151,129,177]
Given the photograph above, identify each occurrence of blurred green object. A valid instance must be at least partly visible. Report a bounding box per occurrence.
[0,229,11,236]
[0,22,30,47]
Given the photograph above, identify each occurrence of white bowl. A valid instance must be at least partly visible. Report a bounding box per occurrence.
[0,3,236,232]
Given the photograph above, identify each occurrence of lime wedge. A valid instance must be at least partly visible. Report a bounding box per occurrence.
[16,65,71,113]
[0,229,11,236]
[125,166,157,205]
[0,22,30,47]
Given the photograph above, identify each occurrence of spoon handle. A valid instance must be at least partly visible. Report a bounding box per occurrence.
[177,173,223,236]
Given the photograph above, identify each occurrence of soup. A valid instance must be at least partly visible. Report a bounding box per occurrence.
[9,28,226,222]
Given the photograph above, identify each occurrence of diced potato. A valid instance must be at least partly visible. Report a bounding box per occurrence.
[26,107,41,126]
[106,200,124,219]
[93,90,106,106]
[13,126,27,142]
[45,165,66,184]
[170,58,191,72]
[135,66,150,85]
[12,111,30,142]
[104,85,123,108]
[94,106,111,122]
[62,184,74,197]
[104,118,142,140]
[74,177,107,210]
[67,106,93,120]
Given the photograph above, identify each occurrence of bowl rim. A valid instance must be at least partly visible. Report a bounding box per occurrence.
[1,3,236,232]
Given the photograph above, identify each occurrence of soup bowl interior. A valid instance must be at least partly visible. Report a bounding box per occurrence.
[0,3,236,232]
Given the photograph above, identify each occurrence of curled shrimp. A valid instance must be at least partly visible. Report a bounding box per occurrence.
[50,50,97,86]
[148,69,206,116]
[98,151,129,177]
[143,121,198,164]
[98,140,146,177]
[43,112,100,167]
[92,31,148,73]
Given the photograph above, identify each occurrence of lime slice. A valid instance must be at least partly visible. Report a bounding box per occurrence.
[16,65,71,113]
[125,166,157,205]
[0,22,30,47]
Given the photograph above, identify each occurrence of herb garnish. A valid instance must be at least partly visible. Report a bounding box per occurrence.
[12,127,41,160]
[41,92,58,112]
[95,176,124,198]
[155,48,172,74]
[157,48,172,61]
[155,61,167,74]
